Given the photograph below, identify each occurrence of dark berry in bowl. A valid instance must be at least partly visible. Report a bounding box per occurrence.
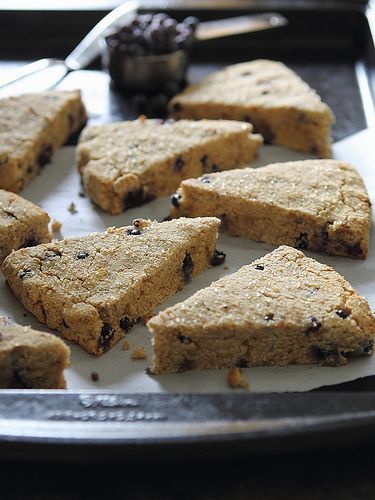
[102,12,198,95]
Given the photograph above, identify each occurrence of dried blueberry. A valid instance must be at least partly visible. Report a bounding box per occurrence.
[177,333,192,344]
[306,316,321,334]
[183,16,199,31]
[173,156,185,172]
[182,253,194,283]
[172,102,182,113]
[178,357,194,372]
[76,250,89,260]
[210,249,226,266]
[23,238,39,248]
[200,177,210,184]
[200,154,209,169]
[264,313,274,321]
[67,113,75,129]
[132,94,148,113]
[171,193,181,208]
[235,357,249,368]
[99,323,115,349]
[44,250,62,260]
[163,81,180,97]
[38,144,53,168]
[127,228,141,236]
[255,264,264,270]
[295,232,309,250]
[343,241,363,258]
[124,188,148,209]
[311,344,340,366]
[336,308,350,319]
[211,164,220,173]
[360,340,374,354]
[119,316,132,332]
[19,269,34,279]
[150,93,168,115]
[256,122,275,144]
[12,369,30,389]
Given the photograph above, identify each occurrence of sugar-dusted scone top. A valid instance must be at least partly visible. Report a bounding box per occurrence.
[0,316,70,389]
[0,189,51,264]
[149,246,375,374]
[171,159,372,259]
[77,118,262,214]
[0,90,87,193]
[169,60,334,157]
[1,217,221,356]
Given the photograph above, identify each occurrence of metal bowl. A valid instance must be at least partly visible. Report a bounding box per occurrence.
[102,42,189,94]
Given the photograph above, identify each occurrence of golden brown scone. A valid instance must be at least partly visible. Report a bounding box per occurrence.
[0,189,51,264]
[169,60,334,157]
[170,159,371,259]
[0,90,87,192]
[2,217,222,355]
[148,246,375,374]
[0,316,70,389]
[76,118,262,214]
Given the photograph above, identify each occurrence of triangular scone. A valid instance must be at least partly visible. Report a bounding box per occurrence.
[1,217,222,355]
[171,159,371,259]
[0,90,87,193]
[0,316,70,388]
[0,189,51,264]
[77,118,262,214]
[169,60,334,157]
[148,246,375,374]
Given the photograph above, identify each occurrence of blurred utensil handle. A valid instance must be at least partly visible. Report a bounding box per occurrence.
[196,13,288,41]
[0,58,67,89]
[0,0,139,90]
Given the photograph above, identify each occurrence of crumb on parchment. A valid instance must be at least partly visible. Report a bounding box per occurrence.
[227,367,249,389]
[131,346,147,360]
[51,219,62,232]
[67,202,77,214]
[90,371,99,382]
[122,339,130,351]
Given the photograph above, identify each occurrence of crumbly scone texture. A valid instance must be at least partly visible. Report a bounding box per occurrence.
[0,316,70,389]
[0,90,87,193]
[169,60,334,157]
[76,118,262,214]
[1,217,221,355]
[149,246,375,374]
[0,189,51,264]
[171,159,371,259]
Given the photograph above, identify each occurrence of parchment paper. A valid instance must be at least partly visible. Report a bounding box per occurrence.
[0,121,374,392]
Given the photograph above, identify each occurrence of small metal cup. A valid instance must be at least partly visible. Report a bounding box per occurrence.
[103,45,189,93]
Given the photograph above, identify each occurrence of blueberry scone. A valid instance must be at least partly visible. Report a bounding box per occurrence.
[148,246,375,374]
[0,90,87,192]
[169,60,334,157]
[0,316,70,388]
[171,160,371,259]
[0,189,51,264]
[77,118,262,214]
[1,217,222,355]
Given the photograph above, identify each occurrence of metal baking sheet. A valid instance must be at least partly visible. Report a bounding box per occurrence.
[0,0,374,460]
[1,116,374,393]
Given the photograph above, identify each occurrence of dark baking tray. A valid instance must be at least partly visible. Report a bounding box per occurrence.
[0,0,374,462]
